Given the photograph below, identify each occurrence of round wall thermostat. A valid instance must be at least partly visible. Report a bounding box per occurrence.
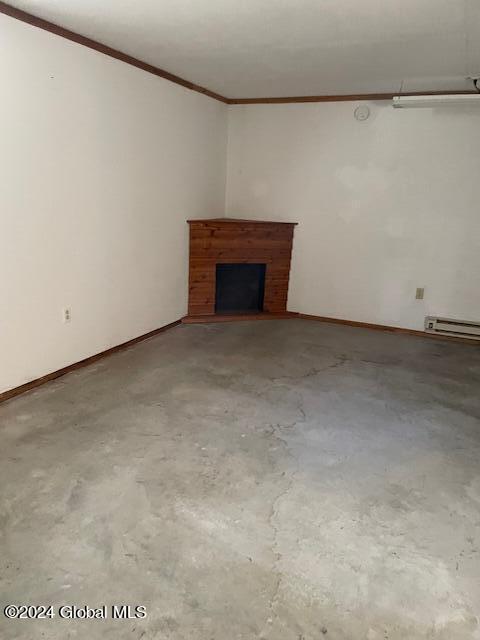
[354,105,370,121]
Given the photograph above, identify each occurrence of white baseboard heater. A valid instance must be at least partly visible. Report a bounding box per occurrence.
[425,316,480,340]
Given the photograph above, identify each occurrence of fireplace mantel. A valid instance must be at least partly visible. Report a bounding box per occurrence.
[184,218,297,323]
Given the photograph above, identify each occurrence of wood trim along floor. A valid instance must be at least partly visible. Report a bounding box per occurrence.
[182,312,299,323]
[0,320,182,406]
[183,312,478,345]
[0,1,227,103]
[1,2,476,105]
[297,313,479,346]
[1,312,476,406]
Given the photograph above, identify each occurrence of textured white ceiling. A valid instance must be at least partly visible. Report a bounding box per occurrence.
[6,0,480,98]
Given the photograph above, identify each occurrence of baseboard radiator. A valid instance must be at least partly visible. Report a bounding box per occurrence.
[425,316,480,341]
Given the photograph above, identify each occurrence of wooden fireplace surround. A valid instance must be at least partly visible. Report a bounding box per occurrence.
[184,218,297,322]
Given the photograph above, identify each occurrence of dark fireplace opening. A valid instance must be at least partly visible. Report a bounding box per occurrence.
[215,263,266,314]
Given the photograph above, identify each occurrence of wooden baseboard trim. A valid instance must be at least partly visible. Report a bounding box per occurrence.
[183,311,477,344]
[2,311,474,405]
[182,311,299,324]
[297,314,478,345]
[0,319,182,405]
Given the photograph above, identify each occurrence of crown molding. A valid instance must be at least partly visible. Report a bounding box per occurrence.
[1,2,477,106]
[228,90,478,104]
[0,1,228,103]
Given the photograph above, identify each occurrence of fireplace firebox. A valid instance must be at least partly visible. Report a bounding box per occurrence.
[215,263,266,314]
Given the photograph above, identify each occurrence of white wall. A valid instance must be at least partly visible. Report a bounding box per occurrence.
[226,102,480,330]
[0,14,227,394]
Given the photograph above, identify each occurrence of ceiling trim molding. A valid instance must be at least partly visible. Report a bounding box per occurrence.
[1,1,477,106]
[228,90,478,104]
[0,0,229,103]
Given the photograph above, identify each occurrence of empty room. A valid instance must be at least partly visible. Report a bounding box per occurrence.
[1,1,480,638]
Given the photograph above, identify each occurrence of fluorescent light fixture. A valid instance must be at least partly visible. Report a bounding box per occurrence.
[392,94,480,108]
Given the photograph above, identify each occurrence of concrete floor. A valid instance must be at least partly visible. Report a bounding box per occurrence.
[1,319,480,640]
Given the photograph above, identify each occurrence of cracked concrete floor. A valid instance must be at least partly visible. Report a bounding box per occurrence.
[1,319,480,640]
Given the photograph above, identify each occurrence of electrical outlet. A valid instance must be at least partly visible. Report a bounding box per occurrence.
[63,308,71,323]
[415,287,425,300]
